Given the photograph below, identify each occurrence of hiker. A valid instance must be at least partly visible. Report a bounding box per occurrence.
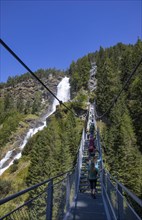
[86,158,91,168]
[87,161,98,198]
[89,133,94,139]
[86,130,90,139]
[89,122,95,135]
[89,137,94,147]
[88,145,96,158]
[88,137,98,158]
[93,155,101,169]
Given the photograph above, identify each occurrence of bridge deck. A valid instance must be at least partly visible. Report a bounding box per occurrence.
[66,183,108,220]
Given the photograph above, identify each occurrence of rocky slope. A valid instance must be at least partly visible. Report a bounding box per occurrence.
[0,73,63,112]
[0,71,65,161]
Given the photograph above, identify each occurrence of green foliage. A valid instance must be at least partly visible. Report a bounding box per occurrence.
[5,68,65,86]
[10,163,18,173]
[71,89,88,110]
[96,57,121,116]
[31,92,42,114]
[127,41,142,152]
[0,98,5,124]
[16,93,24,113]
[24,104,83,188]
[22,103,84,219]
[9,159,19,173]
[0,109,23,149]
[89,92,96,103]
[95,39,142,199]
[0,179,12,198]
[69,56,91,97]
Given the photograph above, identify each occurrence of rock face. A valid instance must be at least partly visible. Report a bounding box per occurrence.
[0,72,64,161]
[0,73,63,114]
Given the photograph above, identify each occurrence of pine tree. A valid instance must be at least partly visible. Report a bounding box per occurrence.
[96,57,121,116]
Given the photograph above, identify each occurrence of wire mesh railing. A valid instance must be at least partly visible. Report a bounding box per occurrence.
[0,168,76,220]
[101,164,142,220]
[96,127,142,220]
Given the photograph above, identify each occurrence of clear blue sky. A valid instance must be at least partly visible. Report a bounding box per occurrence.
[0,0,142,82]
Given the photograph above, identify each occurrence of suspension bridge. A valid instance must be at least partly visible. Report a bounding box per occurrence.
[0,104,141,220]
[0,39,142,220]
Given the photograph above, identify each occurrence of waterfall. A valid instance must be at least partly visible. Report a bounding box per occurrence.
[0,77,70,175]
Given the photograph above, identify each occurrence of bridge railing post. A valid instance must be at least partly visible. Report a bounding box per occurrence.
[106,173,111,199]
[117,183,124,220]
[102,169,106,187]
[46,179,53,220]
[66,173,71,212]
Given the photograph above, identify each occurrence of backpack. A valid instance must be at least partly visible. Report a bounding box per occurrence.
[88,145,94,153]
[88,163,98,180]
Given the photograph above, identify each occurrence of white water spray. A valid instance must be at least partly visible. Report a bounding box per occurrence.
[0,77,70,175]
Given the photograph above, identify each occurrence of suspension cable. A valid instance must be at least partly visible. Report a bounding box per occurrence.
[96,55,142,119]
[0,38,76,116]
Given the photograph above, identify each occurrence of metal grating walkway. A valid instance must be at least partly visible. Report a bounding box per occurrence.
[67,189,108,220]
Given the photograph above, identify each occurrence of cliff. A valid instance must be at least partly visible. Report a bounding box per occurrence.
[0,69,65,160]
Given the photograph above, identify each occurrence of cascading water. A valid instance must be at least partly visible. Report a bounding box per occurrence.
[0,77,70,175]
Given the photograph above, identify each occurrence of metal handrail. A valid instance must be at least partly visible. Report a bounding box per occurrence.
[0,169,73,205]
[104,170,142,208]
[0,189,46,219]
[117,181,142,208]
[97,129,142,220]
